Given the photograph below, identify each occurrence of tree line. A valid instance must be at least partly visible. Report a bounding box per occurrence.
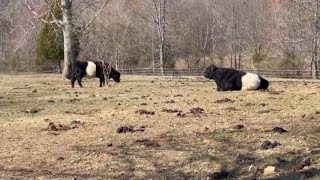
[0,0,319,78]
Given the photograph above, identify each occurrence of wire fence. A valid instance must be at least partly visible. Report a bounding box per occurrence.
[1,64,320,79]
[118,68,320,79]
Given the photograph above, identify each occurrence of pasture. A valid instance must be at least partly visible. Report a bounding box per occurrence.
[0,74,319,179]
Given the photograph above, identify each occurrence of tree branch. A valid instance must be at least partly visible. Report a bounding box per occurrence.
[128,0,154,24]
[75,1,99,19]
[83,0,111,30]
[21,0,64,27]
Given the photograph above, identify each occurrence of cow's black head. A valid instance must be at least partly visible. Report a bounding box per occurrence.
[100,61,121,83]
[109,68,121,83]
[204,65,218,79]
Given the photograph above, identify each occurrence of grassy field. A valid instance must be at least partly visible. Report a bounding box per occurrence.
[0,74,320,179]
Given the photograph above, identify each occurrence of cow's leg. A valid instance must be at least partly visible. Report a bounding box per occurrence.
[77,75,83,88]
[98,73,105,87]
[71,76,76,88]
[216,82,224,92]
[102,75,106,86]
[217,85,222,92]
[218,82,233,91]
[223,82,233,91]
[99,77,105,87]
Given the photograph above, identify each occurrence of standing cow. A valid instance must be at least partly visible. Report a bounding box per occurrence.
[204,65,269,91]
[71,61,121,88]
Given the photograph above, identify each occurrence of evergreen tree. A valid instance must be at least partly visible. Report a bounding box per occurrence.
[36,0,63,72]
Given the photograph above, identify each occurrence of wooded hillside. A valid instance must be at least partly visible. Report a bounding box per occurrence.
[0,0,319,78]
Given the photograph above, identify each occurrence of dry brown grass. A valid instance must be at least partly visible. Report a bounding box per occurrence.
[0,74,320,179]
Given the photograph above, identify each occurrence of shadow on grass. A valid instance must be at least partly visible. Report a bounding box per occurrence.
[71,130,320,179]
[1,131,319,179]
[0,166,104,179]
[70,132,254,179]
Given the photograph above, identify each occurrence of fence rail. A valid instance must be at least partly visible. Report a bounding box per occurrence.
[118,68,320,79]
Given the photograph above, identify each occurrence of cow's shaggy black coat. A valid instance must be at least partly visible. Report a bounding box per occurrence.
[204,65,269,91]
[71,61,121,88]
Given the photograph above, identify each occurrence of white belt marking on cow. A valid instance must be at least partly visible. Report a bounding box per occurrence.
[85,61,96,79]
[241,73,260,90]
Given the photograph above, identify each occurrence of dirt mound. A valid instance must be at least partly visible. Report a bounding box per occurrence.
[294,158,311,170]
[207,169,233,180]
[272,127,288,134]
[190,107,204,114]
[261,140,281,150]
[243,103,254,106]
[164,100,175,103]
[302,111,320,120]
[215,98,235,103]
[257,109,279,114]
[116,126,134,133]
[46,120,84,132]
[116,126,146,134]
[135,139,160,147]
[161,108,182,113]
[174,94,183,97]
[47,122,70,131]
[177,112,187,118]
[135,109,155,115]
[233,124,245,130]
[268,90,285,95]
[23,108,41,114]
[69,120,84,129]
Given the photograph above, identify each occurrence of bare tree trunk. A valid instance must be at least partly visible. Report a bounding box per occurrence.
[57,59,62,73]
[232,5,236,69]
[311,0,319,79]
[316,0,320,78]
[238,45,242,69]
[61,0,75,79]
[0,24,4,61]
[159,0,166,75]
[153,0,166,76]
[312,36,318,79]
[151,34,155,73]
[116,43,119,70]
[238,25,242,69]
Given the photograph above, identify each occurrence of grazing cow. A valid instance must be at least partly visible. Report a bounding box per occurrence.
[71,61,121,88]
[204,65,269,91]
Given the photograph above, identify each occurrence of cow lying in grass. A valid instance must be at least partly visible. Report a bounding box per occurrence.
[204,65,269,91]
[71,61,121,88]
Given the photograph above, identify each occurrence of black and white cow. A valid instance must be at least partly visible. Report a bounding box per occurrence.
[204,65,269,91]
[71,61,121,88]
